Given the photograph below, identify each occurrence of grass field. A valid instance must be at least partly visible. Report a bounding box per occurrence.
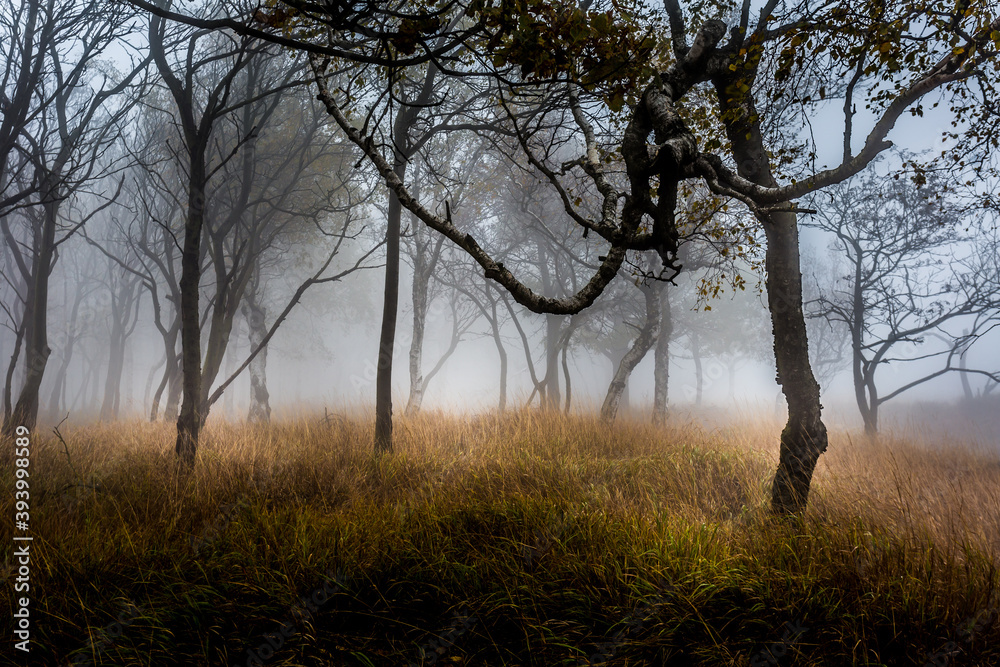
[3,410,999,666]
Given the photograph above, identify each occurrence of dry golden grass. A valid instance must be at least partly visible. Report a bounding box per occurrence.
[3,409,999,666]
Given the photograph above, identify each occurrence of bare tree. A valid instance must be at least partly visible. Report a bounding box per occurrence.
[402,137,490,417]
[131,0,1000,513]
[0,0,147,432]
[806,175,1000,434]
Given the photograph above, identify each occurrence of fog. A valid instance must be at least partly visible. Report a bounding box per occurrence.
[19,214,1000,444]
[3,0,999,453]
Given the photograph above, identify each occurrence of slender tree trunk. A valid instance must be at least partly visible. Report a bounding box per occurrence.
[561,335,572,413]
[405,202,441,418]
[243,282,270,424]
[175,160,207,465]
[6,196,57,433]
[144,353,164,419]
[375,159,406,453]
[866,399,879,435]
[198,262,248,419]
[850,253,876,434]
[100,281,135,421]
[861,373,880,435]
[4,320,25,422]
[222,343,236,417]
[152,327,180,421]
[959,340,974,400]
[601,285,659,423]
[652,285,671,423]
[494,322,507,413]
[691,331,703,406]
[405,267,428,417]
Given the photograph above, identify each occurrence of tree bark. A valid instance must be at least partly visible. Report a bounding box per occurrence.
[763,211,829,513]
[374,158,405,453]
[175,163,207,465]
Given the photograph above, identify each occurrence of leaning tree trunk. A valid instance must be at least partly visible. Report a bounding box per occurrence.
[242,282,271,424]
[601,285,659,423]
[652,285,671,424]
[149,319,180,420]
[3,320,25,422]
[198,250,250,421]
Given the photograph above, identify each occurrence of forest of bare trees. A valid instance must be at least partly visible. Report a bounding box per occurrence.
[2,0,999,509]
[7,2,1000,664]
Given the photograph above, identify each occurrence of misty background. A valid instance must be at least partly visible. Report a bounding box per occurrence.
[3,0,999,447]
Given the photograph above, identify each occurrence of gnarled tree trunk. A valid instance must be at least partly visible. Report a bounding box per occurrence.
[762,211,828,513]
